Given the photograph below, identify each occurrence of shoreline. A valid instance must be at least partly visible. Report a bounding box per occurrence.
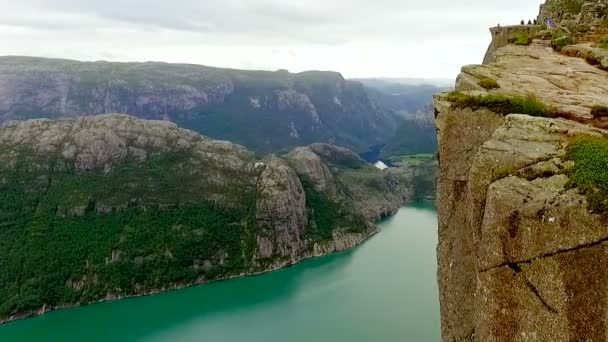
[0,220,385,326]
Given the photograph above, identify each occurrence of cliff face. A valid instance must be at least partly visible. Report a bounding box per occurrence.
[0,56,398,154]
[435,7,608,341]
[0,114,411,324]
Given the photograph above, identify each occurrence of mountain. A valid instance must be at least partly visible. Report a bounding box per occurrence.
[357,78,441,159]
[436,2,608,341]
[356,78,449,119]
[0,56,398,154]
[0,114,412,324]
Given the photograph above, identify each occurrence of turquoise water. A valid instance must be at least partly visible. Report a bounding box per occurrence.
[0,203,440,341]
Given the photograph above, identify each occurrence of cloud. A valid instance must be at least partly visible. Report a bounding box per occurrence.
[0,0,545,78]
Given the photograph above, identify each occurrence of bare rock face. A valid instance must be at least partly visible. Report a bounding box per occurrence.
[540,0,608,29]
[436,37,608,340]
[461,44,608,118]
[286,143,412,220]
[255,157,308,260]
[285,146,340,196]
[0,114,254,172]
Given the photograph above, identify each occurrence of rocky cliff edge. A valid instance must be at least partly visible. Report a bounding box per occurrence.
[435,8,608,341]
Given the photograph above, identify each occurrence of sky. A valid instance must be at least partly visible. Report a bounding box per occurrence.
[0,0,545,80]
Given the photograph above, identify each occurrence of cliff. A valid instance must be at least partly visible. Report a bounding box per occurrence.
[0,56,398,154]
[0,114,411,324]
[435,2,608,341]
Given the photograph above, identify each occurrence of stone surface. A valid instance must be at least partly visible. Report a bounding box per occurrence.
[286,143,413,220]
[436,35,608,339]
[255,157,308,260]
[460,44,608,118]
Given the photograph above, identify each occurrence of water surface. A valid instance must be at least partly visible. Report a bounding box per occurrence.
[0,203,440,341]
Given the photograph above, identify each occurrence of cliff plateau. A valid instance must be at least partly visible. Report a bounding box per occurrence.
[436,2,608,341]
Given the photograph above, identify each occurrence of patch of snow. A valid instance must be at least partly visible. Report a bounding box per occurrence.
[249,97,261,109]
[374,161,389,171]
[289,122,300,139]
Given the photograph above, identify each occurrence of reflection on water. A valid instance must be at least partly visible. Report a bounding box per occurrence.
[0,203,440,342]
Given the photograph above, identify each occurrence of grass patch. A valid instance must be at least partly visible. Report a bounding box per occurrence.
[597,37,608,49]
[389,154,435,167]
[546,0,584,14]
[478,78,500,90]
[566,137,608,212]
[591,105,608,118]
[446,91,557,117]
[510,32,531,46]
[551,35,577,51]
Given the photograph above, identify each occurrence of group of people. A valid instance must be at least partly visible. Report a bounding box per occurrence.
[520,19,539,25]
[496,17,556,29]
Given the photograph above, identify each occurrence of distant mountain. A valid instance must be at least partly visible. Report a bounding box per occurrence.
[356,78,450,120]
[357,77,453,87]
[0,56,399,154]
[357,78,446,158]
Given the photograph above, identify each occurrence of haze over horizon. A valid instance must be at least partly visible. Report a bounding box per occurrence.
[0,0,544,80]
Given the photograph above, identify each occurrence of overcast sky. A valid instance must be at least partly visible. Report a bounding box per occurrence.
[0,0,544,80]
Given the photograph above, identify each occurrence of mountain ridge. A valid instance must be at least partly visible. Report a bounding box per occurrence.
[0,55,400,155]
[0,113,412,324]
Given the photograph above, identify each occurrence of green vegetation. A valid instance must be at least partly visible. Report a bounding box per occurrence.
[378,120,437,159]
[0,144,365,320]
[551,35,577,51]
[0,56,396,155]
[546,0,584,14]
[510,32,531,46]
[411,160,438,202]
[446,91,557,117]
[566,137,608,212]
[478,78,500,90]
[300,179,367,241]
[597,37,608,49]
[591,105,608,118]
[389,154,435,167]
[0,153,257,319]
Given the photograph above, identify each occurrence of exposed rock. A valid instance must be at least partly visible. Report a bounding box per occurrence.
[285,146,340,196]
[286,143,413,220]
[436,25,608,340]
[255,157,308,260]
[484,25,542,64]
[461,44,608,118]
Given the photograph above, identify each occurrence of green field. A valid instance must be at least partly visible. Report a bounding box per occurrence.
[389,154,435,167]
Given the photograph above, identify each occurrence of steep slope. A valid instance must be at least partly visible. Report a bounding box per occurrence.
[358,78,440,157]
[0,114,411,324]
[435,3,608,341]
[0,56,397,154]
